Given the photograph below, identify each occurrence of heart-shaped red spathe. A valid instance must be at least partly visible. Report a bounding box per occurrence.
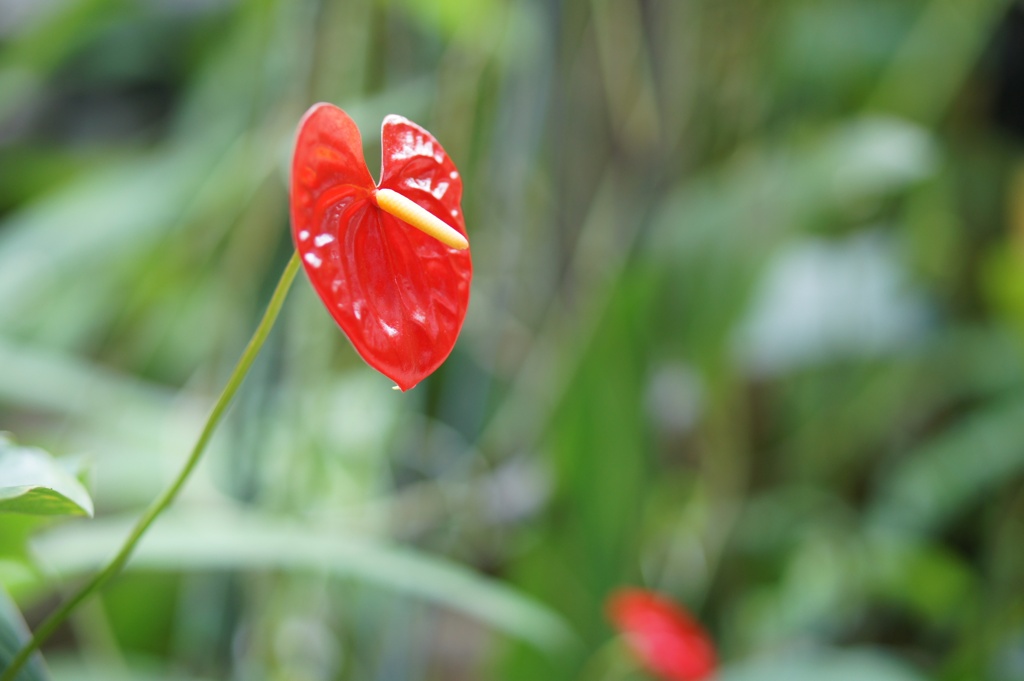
[290,103,472,391]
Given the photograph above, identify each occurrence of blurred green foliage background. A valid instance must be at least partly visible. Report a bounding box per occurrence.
[2,0,1024,679]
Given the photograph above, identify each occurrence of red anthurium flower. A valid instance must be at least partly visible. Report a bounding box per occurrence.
[607,588,717,681]
[290,103,472,391]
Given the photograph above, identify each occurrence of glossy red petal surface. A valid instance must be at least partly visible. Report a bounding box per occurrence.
[607,589,717,681]
[291,104,472,391]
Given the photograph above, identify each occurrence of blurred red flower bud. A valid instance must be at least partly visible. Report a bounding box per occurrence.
[606,588,717,681]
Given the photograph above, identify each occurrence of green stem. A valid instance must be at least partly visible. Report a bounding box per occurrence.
[1,251,302,681]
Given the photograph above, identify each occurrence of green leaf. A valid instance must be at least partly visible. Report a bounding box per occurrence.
[720,649,930,681]
[869,398,1024,535]
[0,435,93,518]
[0,585,50,681]
[29,509,575,653]
[47,659,215,681]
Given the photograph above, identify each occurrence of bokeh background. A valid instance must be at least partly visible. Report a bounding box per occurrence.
[2,0,1024,679]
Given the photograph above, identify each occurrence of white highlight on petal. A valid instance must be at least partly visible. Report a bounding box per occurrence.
[304,252,322,268]
[299,230,310,241]
[390,131,435,161]
[314,234,335,247]
[406,177,432,192]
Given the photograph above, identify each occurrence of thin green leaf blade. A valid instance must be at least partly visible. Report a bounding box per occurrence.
[720,649,929,681]
[30,509,575,652]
